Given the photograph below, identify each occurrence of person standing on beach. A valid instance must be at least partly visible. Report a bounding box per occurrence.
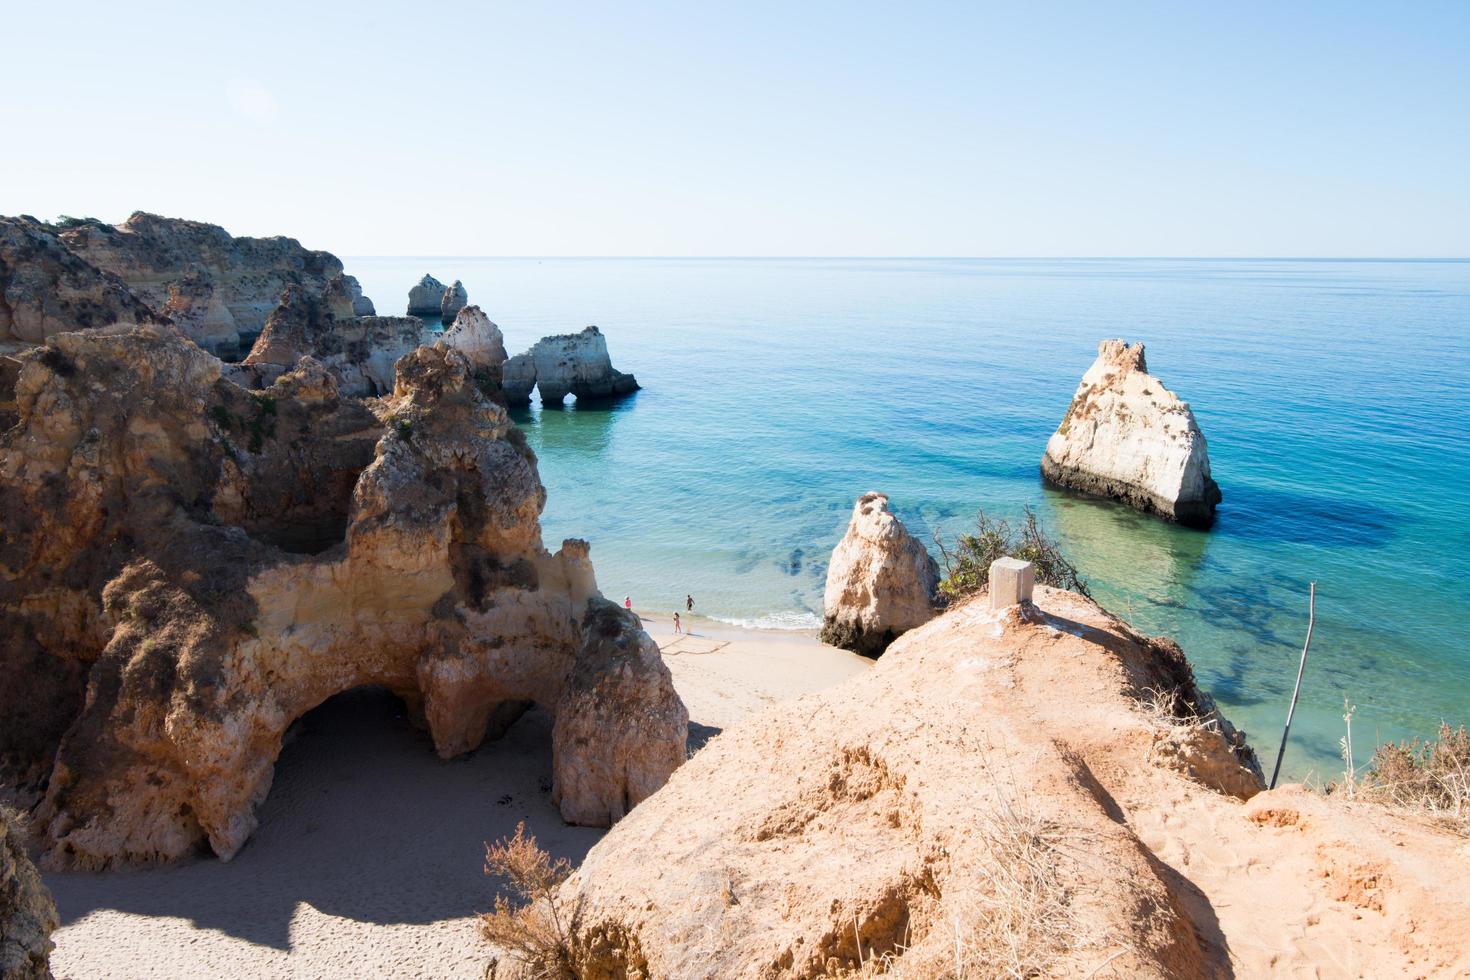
[686,594,694,612]
[673,612,682,634]
[624,596,632,612]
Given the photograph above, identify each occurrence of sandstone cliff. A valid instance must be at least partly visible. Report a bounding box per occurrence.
[0,217,158,346]
[1042,340,1222,527]
[0,327,686,869]
[407,274,448,317]
[0,810,57,980]
[502,326,639,406]
[818,492,937,656]
[56,212,355,358]
[540,586,1469,978]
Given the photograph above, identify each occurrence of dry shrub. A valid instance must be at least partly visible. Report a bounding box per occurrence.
[1360,723,1470,833]
[859,791,1088,979]
[934,508,1090,603]
[480,822,581,979]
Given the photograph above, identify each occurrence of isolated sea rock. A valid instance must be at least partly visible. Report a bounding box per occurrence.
[0,328,686,868]
[0,810,58,980]
[439,280,467,323]
[551,586,1265,978]
[57,211,353,357]
[0,216,157,345]
[406,274,447,317]
[232,284,428,396]
[819,492,938,656]
[502,326,639,406]
[1042,339,1222,527]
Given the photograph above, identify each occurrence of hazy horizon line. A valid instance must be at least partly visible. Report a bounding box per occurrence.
[344,255,1470,262]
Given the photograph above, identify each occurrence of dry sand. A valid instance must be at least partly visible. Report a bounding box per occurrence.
[45,615,868,979]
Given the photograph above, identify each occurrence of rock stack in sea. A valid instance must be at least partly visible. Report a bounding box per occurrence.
[501,325,640,406]
[1042,339,1222,528]
[439,279,467,323]
[406,273,447,317]
[819,492,939,656]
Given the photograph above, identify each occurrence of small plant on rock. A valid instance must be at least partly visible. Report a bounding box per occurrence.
[933,507,1090,602]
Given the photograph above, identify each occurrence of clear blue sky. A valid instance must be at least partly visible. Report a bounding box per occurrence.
[3,1,1466,256]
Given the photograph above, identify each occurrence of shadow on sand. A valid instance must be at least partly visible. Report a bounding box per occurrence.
[47,688,605,951]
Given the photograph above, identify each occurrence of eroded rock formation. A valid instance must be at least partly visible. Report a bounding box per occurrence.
[0,327,686,869]
[407,274,447,317]
[550,587,1263,977]
[230,284,428,395]
[56,212,353,358]
[0,217,158,346]
[1042,340,1222,527]
[440,280,468,324]
[819,492,938,656]
[0,810,57,980]
[502,326,639,406]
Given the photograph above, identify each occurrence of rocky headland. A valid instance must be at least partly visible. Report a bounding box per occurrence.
[818,492,938,656]
[501,326,639,406]
[1042,339,1222,528]
[0,320,683,870]
[529,581,1469,979]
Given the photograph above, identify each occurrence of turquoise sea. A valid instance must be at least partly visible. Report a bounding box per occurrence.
[349,257,1470,779]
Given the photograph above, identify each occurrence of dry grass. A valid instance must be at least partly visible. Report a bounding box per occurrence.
[479,821,581,980]
[1357,723,1470,834]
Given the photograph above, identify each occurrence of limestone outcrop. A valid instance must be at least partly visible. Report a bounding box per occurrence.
[1042,340,1222,527]
[407,274,447,317]
[502,326,639,406]
[56,212,356,358]
[231,284,428,396]
[0,327,686,869]
[818,492,938,656]
[439,280,468,323]
[548,587,1265,977]
[441,305,508,372]
[0,810,57,980]
[0,217,158,345]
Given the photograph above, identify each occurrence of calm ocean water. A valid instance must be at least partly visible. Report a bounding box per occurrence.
[349,257,1470,779]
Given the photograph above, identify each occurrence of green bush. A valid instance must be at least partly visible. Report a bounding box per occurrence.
[934,507,1090,601]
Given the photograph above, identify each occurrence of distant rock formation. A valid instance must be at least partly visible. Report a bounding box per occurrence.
[502,326,640,406]
[1,809,57,980]
[323,272,376,319]
[1042,340,1222,528]
[439,280,467,323]
[56,212,355,358]
[819,492,938,656]
[0,216,158,345]
[548,585,1266,978]
[406,274,447,317]
[231,284,427,396]
[0,327,686,868]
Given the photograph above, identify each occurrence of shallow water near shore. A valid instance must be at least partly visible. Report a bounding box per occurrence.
[349,257,1470,779]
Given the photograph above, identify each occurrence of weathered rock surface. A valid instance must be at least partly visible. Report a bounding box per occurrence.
[818,492,938,656]
[406,274,447,317]
[439,280,467,324]
[552,587,1264,978]
[323,273,376,319]
[441,305,508,372]
[232,284,428,395]
[0,327,686,868]
[1042,340,1222,527]
[0,810,57,980]
[57,212,355,358]
[0,217,158,345]
[503,326,639,406]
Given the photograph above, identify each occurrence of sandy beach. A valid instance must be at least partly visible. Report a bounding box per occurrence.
[44,615,869,980]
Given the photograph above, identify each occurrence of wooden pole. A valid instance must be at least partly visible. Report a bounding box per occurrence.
[1269,582,1316,790]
